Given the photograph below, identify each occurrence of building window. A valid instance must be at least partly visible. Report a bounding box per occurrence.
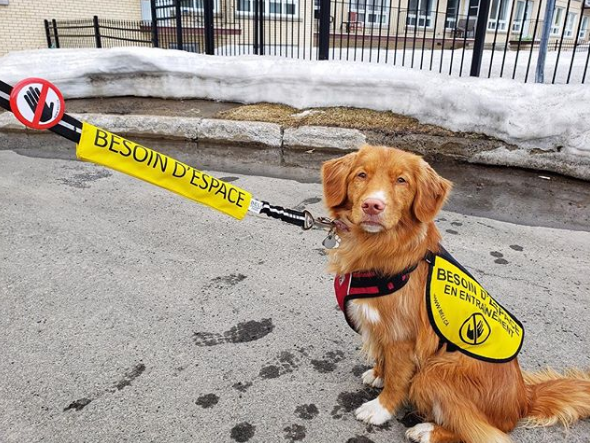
[512,0,532,35]
[237,0,298,16]
[564,12,577,38]
[180,0,220,11]
[580,16,589,39]
[350,0,390,26]
[445,0,459,28]
[465,0,478,18]
[407,0,434,27]
[152,0,219,17]
[550,7,564,35]
[488,0,511,31]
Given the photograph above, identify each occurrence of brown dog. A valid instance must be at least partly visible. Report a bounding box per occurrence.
[322,145,590,443]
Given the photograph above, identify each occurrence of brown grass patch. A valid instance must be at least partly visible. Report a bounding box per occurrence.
[217,103,454,136]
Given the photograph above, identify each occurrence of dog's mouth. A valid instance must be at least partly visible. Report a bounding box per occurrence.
[360,218,385,233]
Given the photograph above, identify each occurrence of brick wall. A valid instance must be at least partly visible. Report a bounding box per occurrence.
[0,0,143,55]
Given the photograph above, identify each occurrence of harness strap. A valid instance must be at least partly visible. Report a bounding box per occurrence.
[335,263,419,332]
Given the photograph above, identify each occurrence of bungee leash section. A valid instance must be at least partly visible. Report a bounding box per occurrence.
[0,78,333,231]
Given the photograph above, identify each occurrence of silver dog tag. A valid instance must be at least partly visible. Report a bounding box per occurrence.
[323,229,339,249]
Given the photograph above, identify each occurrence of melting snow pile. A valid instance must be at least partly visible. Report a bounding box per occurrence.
[1,47,588,178]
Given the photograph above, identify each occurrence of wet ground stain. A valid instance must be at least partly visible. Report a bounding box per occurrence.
[113,363,146,391]
[283,424,306,441]
[219,176,239,182]
[490,251,509,264]
[314,248,327,256]
[196,393,219,408]
[63,397,92,412]
[295,404,319,420]
[211,273,247,287]
[194,318,275,346]
[352,364,372,377]
[331,387,381,419]
[259,351,299,379]
[259,365,281,379]
[398,410,425,428]
[365,422,392,433]
[59,168,111,189]
[310,350,345,373]
[232,381,253,392]
[346,436,376,443]
[230,422,256,442]
[64,362,146,412]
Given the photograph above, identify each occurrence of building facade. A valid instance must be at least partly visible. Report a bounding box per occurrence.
[0,0,143,55]
[0,0,588,56]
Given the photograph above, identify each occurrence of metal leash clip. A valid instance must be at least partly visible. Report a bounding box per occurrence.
[302,212,335,231]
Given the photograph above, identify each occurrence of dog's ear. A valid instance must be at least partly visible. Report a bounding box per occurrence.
[412,161,452,223]
[321,152,357,209]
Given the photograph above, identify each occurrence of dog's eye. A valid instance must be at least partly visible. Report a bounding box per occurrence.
[397,177,407,184]
[357,172,367,179]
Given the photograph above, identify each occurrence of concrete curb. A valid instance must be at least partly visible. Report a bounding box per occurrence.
[470,147,590,182]
[0,112,366,151]
[1,112,589,181]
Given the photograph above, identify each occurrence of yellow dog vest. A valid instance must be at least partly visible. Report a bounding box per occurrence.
[426,250,524,363]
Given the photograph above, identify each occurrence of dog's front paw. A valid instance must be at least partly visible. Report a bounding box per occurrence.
[355,398,392,425]
[405,423,434,442]
[362,368,384,388]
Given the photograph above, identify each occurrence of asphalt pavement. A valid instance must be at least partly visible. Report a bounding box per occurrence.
[1,148,590,443]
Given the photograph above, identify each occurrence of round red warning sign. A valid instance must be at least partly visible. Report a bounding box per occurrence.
[9,78,65,130]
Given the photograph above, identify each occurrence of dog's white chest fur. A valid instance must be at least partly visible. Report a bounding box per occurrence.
[348,300,381,327]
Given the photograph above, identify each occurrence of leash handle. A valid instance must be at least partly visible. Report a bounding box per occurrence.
[0,79,82,143]
[254,201,335,231]
[256,201,314,229]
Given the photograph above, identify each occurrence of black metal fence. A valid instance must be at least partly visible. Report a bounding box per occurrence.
[46,0,590,84]
[45,17,153,49]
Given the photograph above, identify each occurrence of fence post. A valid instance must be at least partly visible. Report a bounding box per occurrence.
[536,0,556,83]
[150,0,160,48]
[258,0,264,55]
[44,19,52,48]
[93,16,102,48]
[175,0,184,51]
[52,19,60,48]
[253,0,259,54]
[318,0,331,60]
[203,0,215,54]
[470,0,492,76]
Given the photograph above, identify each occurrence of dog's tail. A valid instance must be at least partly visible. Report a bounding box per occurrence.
[523,368,590,427]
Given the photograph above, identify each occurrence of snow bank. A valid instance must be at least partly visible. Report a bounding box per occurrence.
[1,47,589,158]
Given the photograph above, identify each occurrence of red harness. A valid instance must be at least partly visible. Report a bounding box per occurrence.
[334,266,417,332]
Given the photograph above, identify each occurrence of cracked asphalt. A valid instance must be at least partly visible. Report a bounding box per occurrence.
[1,148,589,443]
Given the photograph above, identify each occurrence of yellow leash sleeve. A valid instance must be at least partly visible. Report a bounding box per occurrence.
[76,122,252,220]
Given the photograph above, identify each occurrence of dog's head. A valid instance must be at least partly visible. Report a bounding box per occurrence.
[321,146,452,234]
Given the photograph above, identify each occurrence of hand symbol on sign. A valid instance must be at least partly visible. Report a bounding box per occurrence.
[24,86,54,123]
